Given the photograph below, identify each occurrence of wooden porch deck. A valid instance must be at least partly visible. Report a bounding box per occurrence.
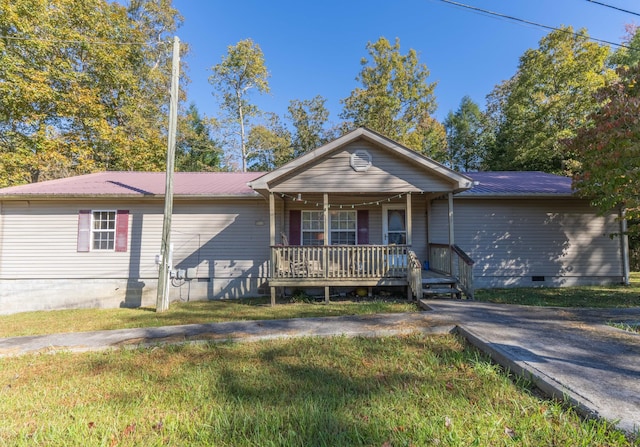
[268,244,474,304]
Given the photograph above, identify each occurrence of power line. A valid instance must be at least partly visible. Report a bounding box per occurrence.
[435,0,633,50]
[586,0,640,17]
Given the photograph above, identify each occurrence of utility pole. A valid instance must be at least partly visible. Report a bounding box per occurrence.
[156,36,180,312]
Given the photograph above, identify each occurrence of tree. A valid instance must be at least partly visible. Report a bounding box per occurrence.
[0,0,184,187]
[340,37,441,155]
[609,24,640,70]
[246,113,292,171]
[287,96,331,157]
[209,39,270,172]
[443,96,488,171]
[485,27,614,174]
[175,103,222,171]
[566,64,640,236]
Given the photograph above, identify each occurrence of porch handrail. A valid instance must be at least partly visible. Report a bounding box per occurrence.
[271,244,410,280]
[429,243,475,299]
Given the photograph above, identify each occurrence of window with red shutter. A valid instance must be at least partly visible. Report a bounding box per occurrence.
[77,209,129,252]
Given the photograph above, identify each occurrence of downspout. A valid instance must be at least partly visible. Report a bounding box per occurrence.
[619,207,630,286]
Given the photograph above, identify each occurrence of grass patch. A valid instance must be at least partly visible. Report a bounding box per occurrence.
[0,334,634,446]
[476,272,640,308]
[0,297,417,338]
[607,321,640,334]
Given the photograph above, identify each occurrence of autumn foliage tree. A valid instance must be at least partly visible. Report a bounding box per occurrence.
[0,0,184,186]
[567,65,640,237]
[340,37,443,158]
[485,27,614,174]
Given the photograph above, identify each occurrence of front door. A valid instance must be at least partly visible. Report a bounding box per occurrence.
[382,205,407,245]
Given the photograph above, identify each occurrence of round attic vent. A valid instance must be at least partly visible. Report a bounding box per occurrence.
[350,149,372,172]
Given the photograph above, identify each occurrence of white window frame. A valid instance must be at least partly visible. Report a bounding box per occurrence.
[301,210,324,246]
[92,210,117,251]
[382,204,407,245]
[301,210,359,246]
[329,210,357,245]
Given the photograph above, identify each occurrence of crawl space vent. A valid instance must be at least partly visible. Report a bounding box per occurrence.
[350,149,372,172]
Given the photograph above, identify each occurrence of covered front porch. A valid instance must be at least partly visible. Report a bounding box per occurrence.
[246,128,477,305]
[269,241,474,304]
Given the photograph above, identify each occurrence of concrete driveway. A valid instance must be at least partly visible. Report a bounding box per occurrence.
[421,300,640,436]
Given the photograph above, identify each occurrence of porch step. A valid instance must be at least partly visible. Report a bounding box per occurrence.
[421,271,462,299]
[422,286,462,299]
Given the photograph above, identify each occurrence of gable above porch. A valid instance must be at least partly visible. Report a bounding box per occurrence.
[248,127,474,195]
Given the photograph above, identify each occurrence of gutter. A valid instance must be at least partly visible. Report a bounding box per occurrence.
[453,193,576,199]
[0,193,262,201]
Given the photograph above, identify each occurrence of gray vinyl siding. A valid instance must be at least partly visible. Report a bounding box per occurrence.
[0,200,160,279]
[0,198,272,306]
[171,200,271,288]
[430,198,623,286]
[272,141,454,193]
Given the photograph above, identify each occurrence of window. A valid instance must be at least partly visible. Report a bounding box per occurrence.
[330,210,356,245]
[92,211,116,250]
[77,209,129,252]
[300,210,358,245]
[301,211,324,246]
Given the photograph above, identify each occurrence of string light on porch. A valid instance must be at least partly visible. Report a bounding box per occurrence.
[278,191,422,209]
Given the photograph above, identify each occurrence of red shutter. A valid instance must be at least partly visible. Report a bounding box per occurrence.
[289,210,301,245]
[77,210,91,252]
[115,210,129,252]
[357,210,369,245]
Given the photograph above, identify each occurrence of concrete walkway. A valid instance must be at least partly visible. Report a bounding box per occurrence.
[420,301,640,437]
[0,301,638,436]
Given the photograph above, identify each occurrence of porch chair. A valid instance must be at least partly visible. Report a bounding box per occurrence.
[279,232,309,276]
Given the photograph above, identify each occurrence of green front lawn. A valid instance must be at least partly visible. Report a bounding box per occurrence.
[475,272,640,307]
[0,334,633,446]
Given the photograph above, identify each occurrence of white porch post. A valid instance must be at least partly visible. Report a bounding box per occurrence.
[269,192,276,306]
[426,198,432,264]
[323,193,330,303]
[448,192,455,274]
[406,192,413,300]
[406,192,412,246]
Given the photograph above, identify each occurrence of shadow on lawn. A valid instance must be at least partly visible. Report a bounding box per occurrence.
[212,343,423,445]
[82,336,456,445]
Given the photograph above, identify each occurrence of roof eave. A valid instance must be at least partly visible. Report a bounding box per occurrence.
[456,193,576,199]
[0,193,262,201]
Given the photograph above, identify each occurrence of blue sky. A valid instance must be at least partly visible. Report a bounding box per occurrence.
[172,0,638,124]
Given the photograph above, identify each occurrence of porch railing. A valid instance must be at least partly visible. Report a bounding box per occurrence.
[271,245,410,279]
[429,243,475,299]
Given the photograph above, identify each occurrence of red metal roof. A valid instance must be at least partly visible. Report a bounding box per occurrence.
[0,170,575,199]
[0,172,266,198]
[460,171,573,196]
